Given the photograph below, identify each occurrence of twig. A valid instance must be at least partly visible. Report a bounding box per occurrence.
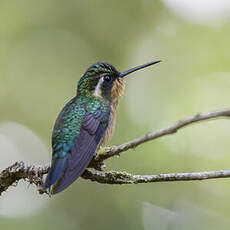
[82,169,230,184]
[1,108,230,195]
[96,109,230,161]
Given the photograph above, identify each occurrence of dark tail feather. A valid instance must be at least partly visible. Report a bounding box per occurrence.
[52,149,94,194]
[44,156,67,189]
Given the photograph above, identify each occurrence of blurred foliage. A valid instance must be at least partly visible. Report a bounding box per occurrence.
[0,0,230,229]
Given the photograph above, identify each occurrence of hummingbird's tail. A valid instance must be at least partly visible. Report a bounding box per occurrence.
[44,155,67,190]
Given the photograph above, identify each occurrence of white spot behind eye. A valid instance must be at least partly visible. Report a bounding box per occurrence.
[93,77,104,98]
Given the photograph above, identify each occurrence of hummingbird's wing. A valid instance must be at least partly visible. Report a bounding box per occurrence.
[51,108,110,194]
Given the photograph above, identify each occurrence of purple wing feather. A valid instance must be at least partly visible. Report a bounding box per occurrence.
[52,110,110,194]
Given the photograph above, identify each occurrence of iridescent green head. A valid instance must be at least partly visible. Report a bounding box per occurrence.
[77,61,161,102]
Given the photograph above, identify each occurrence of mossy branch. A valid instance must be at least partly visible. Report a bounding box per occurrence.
[1,108,230,196]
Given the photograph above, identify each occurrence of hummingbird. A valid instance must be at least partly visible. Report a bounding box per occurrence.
[44,60,161,194]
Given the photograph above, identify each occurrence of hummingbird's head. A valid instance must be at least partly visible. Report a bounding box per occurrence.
[77,61,161,103]
[77,62,120,101]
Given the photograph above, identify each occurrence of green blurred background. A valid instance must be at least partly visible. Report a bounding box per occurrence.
[0,0,230,229]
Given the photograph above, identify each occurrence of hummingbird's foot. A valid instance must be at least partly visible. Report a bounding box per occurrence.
[88,157,106,171]
[93,161,106,171]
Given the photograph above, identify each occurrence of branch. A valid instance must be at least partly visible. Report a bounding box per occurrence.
[1,108,230,195]
[0,162,50,196]
[82,169,230,184]
[96,109,230,161]
[1,162,230,196]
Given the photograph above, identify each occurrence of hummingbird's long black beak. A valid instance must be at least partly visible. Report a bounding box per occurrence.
[119,60,161,78]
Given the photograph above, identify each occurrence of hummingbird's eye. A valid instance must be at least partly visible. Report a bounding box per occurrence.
[104,75,112,82]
